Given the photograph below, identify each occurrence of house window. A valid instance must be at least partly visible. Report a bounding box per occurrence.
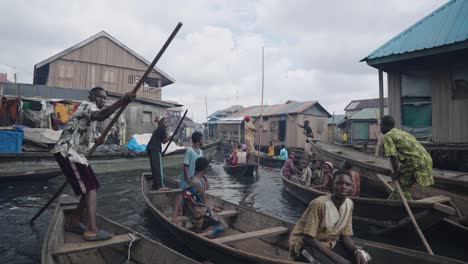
[452,67,468,100]
[59,63,73,79]
[401,71,432,140]
[128,75,136,85]
[142,111,152,123]
[103,70,115,83]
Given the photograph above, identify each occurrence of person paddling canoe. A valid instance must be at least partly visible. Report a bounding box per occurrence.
[53,87,135,241]
[380,115,434,200]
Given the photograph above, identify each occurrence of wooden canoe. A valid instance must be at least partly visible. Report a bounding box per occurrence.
[281,171,456,234]
[310,140,468,216]
[254,152,285,168]
[223,163,257,177]
[141,173,465,264]
[42,195,199,264]
[0,168,62,182]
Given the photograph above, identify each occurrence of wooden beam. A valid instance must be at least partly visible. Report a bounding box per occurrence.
[52,234,139,256]
[415,195,450,204]
[147,189,182,195]
[433,203,456,216]
[378,69,384,119]
[211,226,288,245]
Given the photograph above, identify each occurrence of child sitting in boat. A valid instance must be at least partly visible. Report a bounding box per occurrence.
[315,161,334,193]
[342,160,361,197]
[282,152,299,180]
[172,157,226,238]
[289,170,370,264]
[300,160,312,186]
[310,160,323,185]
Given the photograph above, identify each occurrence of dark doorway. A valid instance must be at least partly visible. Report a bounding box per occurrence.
[278,120,286,142]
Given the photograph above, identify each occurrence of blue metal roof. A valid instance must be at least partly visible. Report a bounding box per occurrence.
[363,0,468,62]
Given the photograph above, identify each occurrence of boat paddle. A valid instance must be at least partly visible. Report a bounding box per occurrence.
[394,180,434,255]
[162,109,187,155]
[30,22,183,224]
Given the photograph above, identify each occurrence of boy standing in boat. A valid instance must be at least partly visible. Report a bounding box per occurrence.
[174,157,226,237]
[147,117,177,191]
[380,115,433,200]
[289,170,370,264]
[53,87,134,241]
[179,132,205,189]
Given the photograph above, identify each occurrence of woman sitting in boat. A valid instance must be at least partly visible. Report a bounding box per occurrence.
[173,157,226,238]
[279,145,288,160]
[289,170,370,264]
[267,141,275,156]
[282,152,299,181]
[236,144,248,164]
[315,161,335,193]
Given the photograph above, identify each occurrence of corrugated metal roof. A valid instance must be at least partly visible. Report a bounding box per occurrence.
[228,101,329,118]
[349,108,388,120]
[344,98,388,111]
[328,114,345,125]
[363,0,468,61]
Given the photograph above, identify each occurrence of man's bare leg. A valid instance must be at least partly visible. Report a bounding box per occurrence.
[66,195,86,228]
[84,190,98,236]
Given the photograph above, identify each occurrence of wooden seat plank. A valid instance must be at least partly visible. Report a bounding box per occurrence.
[147,189,182,195]
[52,234,139,256]
[415,195,451,204]
[176,210,238,223]
[212,226,288,244]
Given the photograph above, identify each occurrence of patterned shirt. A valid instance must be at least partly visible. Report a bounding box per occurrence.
[383,128,433,188]
[349,170,361,197]
[52,101,100,165]
[289,195,353,258]
[282,159,296,179]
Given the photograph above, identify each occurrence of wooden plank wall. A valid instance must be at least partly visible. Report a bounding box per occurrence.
[387,72,402,128]
[431,71,468,143]
[46,36,164,101]
[48,60,162,101]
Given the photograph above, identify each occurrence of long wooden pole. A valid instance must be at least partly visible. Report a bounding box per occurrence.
[394,181,434,255]
[256,47,265,175]
[162,109,188,155]
[30,22,183,224]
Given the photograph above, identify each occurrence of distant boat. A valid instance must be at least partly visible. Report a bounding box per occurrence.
[41,195,199,264]
[223,162,257,177]
[0,168,62,182]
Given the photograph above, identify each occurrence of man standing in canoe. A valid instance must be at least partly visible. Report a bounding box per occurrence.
[289,170,370,264]
[298,120,314,160]
[243,115,256,163]
[380,115,434,200]
[147,117,177,191]
[53,87,135,241]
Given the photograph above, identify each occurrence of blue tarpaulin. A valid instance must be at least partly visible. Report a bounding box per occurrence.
[0,129,23,152]
[126,137,147,152]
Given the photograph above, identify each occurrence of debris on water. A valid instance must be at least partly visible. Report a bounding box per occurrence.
[9,207,19,210]
[27,197,41,201]
[43,187,48,189]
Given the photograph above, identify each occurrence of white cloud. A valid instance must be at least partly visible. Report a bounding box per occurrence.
[0,0,447,122]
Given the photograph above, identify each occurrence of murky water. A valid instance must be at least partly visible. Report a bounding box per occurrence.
[1,150,466,263]
[0,150,305,263]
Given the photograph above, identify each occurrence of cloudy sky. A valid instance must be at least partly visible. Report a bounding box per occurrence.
[0,0,446,122]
